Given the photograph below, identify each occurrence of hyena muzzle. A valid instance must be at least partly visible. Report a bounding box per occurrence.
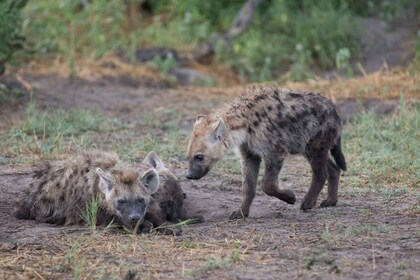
[186,86,347,219]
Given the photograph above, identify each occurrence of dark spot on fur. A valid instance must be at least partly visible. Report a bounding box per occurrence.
[253,120,259,127]
[59,194,65,202]
[247,126,254,134]
[267,105,272,111]
[302,119,309,128]
[320,112,327,122]
[296,110,311,120]
[291,105,296,111]
[289,93,303,99]
[254,94,267,101]
[255,112,260,118]
[261,111,268,118]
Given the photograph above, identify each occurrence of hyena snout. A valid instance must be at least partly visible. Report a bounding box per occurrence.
[186,163,209,180]
[129,212,142,222]
[185,168,209,180]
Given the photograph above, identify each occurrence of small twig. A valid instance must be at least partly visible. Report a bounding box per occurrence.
[357,62,367,77]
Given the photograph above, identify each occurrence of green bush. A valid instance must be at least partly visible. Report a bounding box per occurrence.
[0,0,27,75]
[21,0,417,81]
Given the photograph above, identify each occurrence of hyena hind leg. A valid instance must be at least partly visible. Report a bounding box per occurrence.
[261,159,296,205]
[301,152,328,210]
[320,159,340,208]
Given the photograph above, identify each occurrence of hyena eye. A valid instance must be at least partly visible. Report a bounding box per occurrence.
[117,199,126,205]
[194,154,204,162]
[136,198,145,204]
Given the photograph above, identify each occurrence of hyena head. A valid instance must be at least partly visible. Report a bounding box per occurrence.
[96,167,159,229]
[186,115,229,180]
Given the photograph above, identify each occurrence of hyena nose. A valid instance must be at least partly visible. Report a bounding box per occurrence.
[186,171,193,179]
[129,214,141,222]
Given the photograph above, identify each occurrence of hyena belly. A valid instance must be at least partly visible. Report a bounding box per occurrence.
[14,151,159,232]
[186,86,347,219]
[142,151,204,233]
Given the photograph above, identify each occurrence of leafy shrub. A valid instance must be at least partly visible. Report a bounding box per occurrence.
[22,0,416,81]
[0,0,27,75]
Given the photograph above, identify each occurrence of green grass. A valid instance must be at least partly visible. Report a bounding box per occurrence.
[80,196,100,233]
[192,251,240,276]
[343,100,420,189]
[0,98,112,163]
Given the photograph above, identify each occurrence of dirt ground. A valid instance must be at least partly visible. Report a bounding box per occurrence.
[0,72,419,279]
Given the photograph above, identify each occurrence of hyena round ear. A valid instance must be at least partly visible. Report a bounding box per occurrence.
[195,114,207,125]
[141,169,159,194]
[212,118,227,142]
[142,151,164,170]
[96,168,113,195]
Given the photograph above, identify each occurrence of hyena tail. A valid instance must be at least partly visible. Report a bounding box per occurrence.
[330,137,347,171]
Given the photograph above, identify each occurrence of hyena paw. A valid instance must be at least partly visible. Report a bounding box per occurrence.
[300,197,317,211]
[228,209,248,220]
[320,199,337,208]
[161,228,182,236]
[280,189,296,204]
[139,220,154,234]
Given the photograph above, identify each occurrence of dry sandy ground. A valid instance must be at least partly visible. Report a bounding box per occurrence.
[0,73,418,279]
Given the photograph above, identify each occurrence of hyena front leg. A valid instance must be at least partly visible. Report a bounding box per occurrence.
[320,159,340,208]
[301,151,328,210]
[261,159,296,204]
[229,145,261,220]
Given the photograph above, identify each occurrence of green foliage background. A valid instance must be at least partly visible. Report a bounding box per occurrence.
[2,0,418,81]
[0,0,27,75]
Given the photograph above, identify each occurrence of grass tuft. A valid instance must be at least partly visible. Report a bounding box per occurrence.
[80,196,100,233]
[343,100,420,188]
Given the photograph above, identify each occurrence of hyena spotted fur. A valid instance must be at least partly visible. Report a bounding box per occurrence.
[14,151,160,232]
[141,151,204,234]
[186,86,347,219]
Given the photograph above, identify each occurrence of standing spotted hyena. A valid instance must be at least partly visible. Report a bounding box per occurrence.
[141,151,204,233]
[186,86,346,219]
[14,151,160,232]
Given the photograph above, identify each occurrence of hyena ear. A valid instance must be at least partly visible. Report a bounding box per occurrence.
[211,118,227,142]
[142,151,164,170]
[194,114,207,125]
[96,168,113,195]
[140,169,159,194]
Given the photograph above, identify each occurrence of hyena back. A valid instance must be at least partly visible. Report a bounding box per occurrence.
[14,151,159,231]
[186,86,346,219]
[142,151,204,234]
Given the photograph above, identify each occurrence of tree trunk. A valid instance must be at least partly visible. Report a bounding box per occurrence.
[194,0,262,62]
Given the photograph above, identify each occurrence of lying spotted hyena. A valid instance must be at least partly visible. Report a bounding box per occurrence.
[14,151,160,232]
[186,86,347,219]
[142,151,204,234]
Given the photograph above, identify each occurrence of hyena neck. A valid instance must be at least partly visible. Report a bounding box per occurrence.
[223,119,247,149]
[227,129,246,148]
